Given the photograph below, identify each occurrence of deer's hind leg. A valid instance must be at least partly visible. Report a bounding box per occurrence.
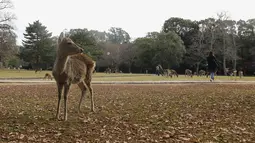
[85,81,94,112]
[77,81,87,114]
[84,75,94,112]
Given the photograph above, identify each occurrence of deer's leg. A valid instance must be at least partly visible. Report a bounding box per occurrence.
[56,83,64,120]
[77,82,87,114]
[63,83,71,121]
[85,80,94,112]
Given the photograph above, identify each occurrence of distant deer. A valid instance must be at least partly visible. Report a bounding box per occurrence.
[35,68,42,73]
[52,37,96,121]
[198,70,206,76]
[185,69,193,77]
[238,70,243,78]
[43,73,53,80]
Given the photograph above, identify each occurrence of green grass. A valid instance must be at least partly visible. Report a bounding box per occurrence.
[0,69,255,81]
[92,75,255,81]
[0,69,146,78]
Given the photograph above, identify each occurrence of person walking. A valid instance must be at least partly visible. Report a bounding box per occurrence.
[207,51,218,82]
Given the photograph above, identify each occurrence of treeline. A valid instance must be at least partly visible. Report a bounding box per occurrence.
[1,1,255,75]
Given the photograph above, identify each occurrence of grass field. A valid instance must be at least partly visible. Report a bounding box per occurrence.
[0,84,255,142]
[0,69,145,78]
[0,69,255,81]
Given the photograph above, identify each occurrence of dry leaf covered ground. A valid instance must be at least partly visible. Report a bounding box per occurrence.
[0,83,255,142]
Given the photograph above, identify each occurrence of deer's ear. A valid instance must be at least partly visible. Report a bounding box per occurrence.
[58,37,62,45]
[58,32,65,45]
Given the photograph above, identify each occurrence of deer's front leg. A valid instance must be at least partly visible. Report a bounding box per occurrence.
[63,83,71,121]
[56,83,64,120]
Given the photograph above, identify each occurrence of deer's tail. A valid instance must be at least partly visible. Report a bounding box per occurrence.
[85,61,96,82]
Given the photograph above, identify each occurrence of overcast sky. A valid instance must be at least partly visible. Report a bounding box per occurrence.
[11,0,255,45]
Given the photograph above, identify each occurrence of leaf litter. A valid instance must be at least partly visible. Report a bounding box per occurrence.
[0,83,255,142]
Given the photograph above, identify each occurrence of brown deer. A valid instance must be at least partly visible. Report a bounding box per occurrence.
[43,73,53,80]
[52,37,96,121]
[35,68,42,73]
[185,69,193,77]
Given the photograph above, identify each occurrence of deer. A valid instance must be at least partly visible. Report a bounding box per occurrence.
[35,68,42,73]
[185,69,193,78]
[43,73,53,80]
[52,36,96,121]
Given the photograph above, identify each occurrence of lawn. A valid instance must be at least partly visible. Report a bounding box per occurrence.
[0,69,255,81]
[0,83,255,142]
[92,74,255,81]
[0,69,146,78]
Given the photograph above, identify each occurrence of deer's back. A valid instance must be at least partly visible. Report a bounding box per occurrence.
[52,54,95,84]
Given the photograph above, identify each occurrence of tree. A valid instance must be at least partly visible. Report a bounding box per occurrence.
[153,32,186,68]
[162,17,199,69]
[99,43,121,69]
[216,12,231,75]
[67,28,103,61]
[89,30,108,43]
[0,0,17,67]
[107,27,131,44]
[0,29,17,66]
[134,31,185,71]
[133,37,156,71]
[162,17,198,46]
[119,43,137,72]
[0,0,16,28]
[20,20,55,68]
[186,22,209,74]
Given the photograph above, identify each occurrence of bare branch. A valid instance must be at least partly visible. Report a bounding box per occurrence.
[0,0,13,10]
[0,13,16,23]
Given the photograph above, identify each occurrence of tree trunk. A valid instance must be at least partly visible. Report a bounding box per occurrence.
[140,66,143,73]
[196,62,200,76]
[210,28,214,51]
[232,34,237,70]
[223,36,227,75]
[223,56,226,75]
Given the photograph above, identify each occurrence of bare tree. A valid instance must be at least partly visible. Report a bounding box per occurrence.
[0,0,16,27]
[204,18,216,51]
[216,11,230,75]
[0,0,16,66]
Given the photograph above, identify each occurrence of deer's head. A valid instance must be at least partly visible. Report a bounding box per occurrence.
[57,37,84,57]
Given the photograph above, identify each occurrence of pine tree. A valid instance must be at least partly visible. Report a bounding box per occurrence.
[20,20,55,67]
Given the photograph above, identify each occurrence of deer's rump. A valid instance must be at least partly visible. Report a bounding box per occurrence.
[67,54,95,84]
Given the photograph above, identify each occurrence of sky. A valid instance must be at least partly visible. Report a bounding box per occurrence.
[10,0,255,45]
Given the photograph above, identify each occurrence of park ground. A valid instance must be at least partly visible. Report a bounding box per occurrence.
[0,83,255,142]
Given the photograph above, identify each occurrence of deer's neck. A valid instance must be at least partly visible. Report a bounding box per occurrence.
[54,55,69,74]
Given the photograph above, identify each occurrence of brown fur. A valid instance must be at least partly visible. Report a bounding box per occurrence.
[105,67,111,74]
[52,37,96,121]
[198,70,206,76]
[35,68,42,73]
[238,70,243,78]
[43,73,53,80]
[185,69,193,78]
[164,69,178,78]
